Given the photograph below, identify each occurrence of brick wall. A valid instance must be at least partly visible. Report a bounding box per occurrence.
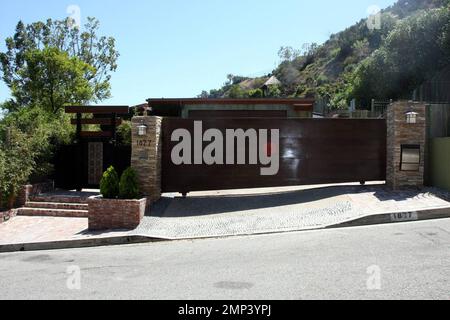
[88,197,146,230]
[15,181,55,208]
[131,116,162,204]
[386,101,426,189]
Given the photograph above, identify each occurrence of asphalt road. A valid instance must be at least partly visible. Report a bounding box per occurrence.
[1,219,450,300]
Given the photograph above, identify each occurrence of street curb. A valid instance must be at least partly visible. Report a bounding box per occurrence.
[1,207,450,253]
[0,235,168,254]
[327,207,450,229]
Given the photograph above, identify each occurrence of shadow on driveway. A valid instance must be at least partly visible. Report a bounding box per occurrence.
[148,183,438,218]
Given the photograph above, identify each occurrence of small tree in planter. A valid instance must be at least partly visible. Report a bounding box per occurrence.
[100,166,119,199]
[119,167,140,199]
[89,166,146,231]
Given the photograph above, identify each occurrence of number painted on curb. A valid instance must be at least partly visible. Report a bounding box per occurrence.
[390,212,418,222]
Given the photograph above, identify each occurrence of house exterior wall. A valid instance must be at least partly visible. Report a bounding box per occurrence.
[181,104,311,118]
[430,138,450,191]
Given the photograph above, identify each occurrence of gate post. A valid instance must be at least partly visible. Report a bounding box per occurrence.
[386,101,426,190]
[131,116,163,204]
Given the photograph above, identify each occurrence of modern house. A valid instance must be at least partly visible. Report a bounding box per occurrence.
[140,98,315,119]
[261,76,282,97]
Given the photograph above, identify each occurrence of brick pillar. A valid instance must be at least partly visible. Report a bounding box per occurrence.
[386,101,426,190]
[15,185,32,207]
[131,116,163,204]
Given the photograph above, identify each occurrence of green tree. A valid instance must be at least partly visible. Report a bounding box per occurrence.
[100,166,119,199]
[0,17,119,111]
[351,7,450,102]
[0,106,73,182]
[0,126,36,208]
[278,46,301,62]
[248,88,264,98]
[17,47,95,113]
[116,121,132,146]
[265,85,282,98]
[227,85,248,98]
[119,167,140,199]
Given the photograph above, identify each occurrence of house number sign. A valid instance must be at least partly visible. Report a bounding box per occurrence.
[136,139,152,160]
[136,139,152,147]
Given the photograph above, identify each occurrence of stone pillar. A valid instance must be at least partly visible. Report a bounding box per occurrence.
[386,101,426,190]
[131,116,163,204]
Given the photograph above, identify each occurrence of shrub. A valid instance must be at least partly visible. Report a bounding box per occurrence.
[119,167,140,199]
[116,121,131,145]
[248,88,264,98]
[0,126,36,209]
[100,166,119,199]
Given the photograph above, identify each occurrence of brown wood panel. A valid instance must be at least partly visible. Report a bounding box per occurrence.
[79,131,113,138]
[188,110,288,119]
[161,118,387,193]
[65,106,129,114]
[71,118,123,125]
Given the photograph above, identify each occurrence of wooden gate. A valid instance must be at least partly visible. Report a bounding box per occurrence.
[161,118,386,193]
[53,105,132,190]
[53,143,131,190]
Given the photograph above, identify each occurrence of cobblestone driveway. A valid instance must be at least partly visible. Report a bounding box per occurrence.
[133,184,450,239]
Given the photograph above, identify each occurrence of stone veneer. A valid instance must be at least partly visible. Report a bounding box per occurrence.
[88,197,146,230]
[386,101,426,190]
[131,116,163,204]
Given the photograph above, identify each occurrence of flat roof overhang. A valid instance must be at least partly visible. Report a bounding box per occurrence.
[146,98,314,106]
[65,105,130,114]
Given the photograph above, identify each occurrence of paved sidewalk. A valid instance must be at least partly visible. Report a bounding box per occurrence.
[0,216,130,246]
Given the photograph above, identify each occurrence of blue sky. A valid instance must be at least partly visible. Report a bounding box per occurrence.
[0,0,397,106]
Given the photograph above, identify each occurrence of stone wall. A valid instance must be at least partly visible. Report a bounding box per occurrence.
[88,197,146,230]
[131,116,162,204]
[386,101,426,189]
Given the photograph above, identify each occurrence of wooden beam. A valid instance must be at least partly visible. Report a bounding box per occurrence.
[71,118,123,125]
[79,131,113,138]
[65,106,129,114]
[293,104,314,112]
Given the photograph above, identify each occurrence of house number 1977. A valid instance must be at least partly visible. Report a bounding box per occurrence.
[136,140,152,147]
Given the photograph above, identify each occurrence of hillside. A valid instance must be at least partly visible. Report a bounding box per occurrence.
[202,0,450,109]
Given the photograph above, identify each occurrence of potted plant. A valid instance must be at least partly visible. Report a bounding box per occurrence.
[88,166,147,231]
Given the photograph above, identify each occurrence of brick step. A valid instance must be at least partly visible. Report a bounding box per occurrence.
[29,195,89,204]
[25,202,88,210]
[18,207,89,218]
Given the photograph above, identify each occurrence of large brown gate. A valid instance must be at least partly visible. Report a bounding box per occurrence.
[161,118,386,193]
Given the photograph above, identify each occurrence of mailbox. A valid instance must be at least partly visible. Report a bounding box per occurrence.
[400,145,420,171]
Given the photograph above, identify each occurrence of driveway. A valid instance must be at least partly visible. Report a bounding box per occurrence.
[133,183,450,239]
